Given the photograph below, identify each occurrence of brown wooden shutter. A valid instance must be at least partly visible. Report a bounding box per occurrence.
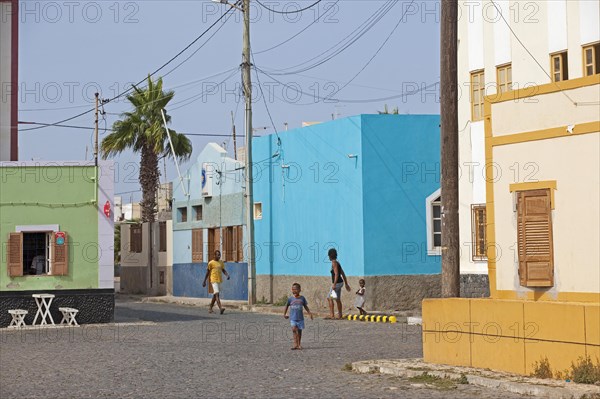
[130,224,142,253]
[215,228,221,256]
[8,232,23,277]
[192,229,203,263]
[159,222,167,252]
[517,189,554,287]
[232,226,239,262]
[237,225,244,262]
[52,233,69,276]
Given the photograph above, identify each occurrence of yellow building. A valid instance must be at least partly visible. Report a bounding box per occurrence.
[424,0,599,376]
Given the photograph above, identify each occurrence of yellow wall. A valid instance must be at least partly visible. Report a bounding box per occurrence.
[423,298,600,375]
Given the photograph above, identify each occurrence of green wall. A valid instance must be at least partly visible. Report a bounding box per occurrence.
[0,165,99,291]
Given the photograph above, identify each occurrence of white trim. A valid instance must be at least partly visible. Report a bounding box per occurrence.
[425,188,442,256]
[16,224,59,232]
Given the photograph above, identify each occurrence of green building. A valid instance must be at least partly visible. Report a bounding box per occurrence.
[0,161,114,327]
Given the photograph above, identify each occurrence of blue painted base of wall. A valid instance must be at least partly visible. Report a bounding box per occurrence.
[173,263,248,300]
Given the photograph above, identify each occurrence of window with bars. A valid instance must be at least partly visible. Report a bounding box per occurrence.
[130,224,142,253]
[432,196,442,249]
[496,64,512,94]
[583,43,600,76]
[471,204,487,261]
[178,207,188,223]
[193,205,203,221]
[159,222,167,253]
[551,51,569,82]
[470,70,485,121]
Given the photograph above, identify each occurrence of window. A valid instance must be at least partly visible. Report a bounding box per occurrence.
[178,207,187,223]
[130,224,142,253]
[221,225,244,262]
[426,189,442,256]
[496,64,512,94]
[193,205,203,221]
[470,70,485,121]
[471,204,487,261]
[7,231,68,277]
[583,43,600,76]
[516,189,554,287]
[192,228,203,263]
[254,203,263,220]
[159,222,167,253]
[551,51,569,82]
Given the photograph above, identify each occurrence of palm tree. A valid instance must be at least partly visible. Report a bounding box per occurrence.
[101,75,192,222]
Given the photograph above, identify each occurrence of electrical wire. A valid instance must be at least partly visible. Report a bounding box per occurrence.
[330,0,414,97]
[250,50,280,142]
[254,0,339,55]
[261,0,398,76]
[19,4,237,131]
[255,66,439,104]
[256,0,322,14]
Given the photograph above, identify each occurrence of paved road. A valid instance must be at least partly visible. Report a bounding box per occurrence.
[0,297,527,399]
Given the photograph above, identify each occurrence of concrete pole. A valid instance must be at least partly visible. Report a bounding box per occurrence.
[242,0,256,305]
[440,0,460,297]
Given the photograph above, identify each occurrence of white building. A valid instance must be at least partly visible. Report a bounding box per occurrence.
[457,0,599,291]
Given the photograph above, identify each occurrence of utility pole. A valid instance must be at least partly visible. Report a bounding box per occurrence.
[94,92,99,167]
[242,0,256,305]
[231,110,237,160]
[440,0,460,297]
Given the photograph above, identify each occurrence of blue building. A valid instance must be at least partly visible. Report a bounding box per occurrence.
[252,115,441,310]
[171,143,248,300]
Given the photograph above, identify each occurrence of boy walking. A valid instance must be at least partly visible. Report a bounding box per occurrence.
[283,283,313,350]
[202,250,230,314]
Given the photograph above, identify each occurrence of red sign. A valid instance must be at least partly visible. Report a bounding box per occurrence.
[103,201,111,218]
[55,232,65,245]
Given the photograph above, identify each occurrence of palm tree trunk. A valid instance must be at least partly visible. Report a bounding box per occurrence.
[140,143,159,222]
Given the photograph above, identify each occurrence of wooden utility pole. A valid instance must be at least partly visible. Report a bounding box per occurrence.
[242,0,256,305]
[94,92,99,166]
[231,110,237,160]
[440,0,460,297]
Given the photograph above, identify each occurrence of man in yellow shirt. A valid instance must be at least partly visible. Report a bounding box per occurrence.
[202,250,230,314]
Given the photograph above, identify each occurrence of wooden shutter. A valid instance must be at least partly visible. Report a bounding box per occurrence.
[517,189,554,287]
[52,233,69,276]
[130,224,142,253]
[159,222,167,252]
[7,232,23,277]
[192,229,203,263]
[232,226,239,262]
[238,226,244,262]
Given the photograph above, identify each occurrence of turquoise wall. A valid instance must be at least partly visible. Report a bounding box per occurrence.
[360,115,441,275]
[253,117,365,276]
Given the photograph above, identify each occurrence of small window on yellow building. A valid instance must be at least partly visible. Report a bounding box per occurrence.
[470,70,485,121]
[496,64,512,94]
[583,43,600,76]
[471,204,487,261]
[551,51,568,82]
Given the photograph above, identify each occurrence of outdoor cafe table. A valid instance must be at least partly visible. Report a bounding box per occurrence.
[32,293,55,325]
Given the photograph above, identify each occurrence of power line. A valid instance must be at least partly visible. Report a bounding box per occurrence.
[256,0,322,14]
[254,0,339,55]
[255,66,439,104]
[19,5,237,132]
[261,0,399,76]
[251,50,280,142]
[331,0,414,97]
[18,121,244,138]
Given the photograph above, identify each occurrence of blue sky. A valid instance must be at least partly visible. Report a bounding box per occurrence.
[17,0,441,200]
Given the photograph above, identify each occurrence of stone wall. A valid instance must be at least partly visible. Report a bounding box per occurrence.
[460,274,490,298]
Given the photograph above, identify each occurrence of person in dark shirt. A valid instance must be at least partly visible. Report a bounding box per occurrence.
[326,248,351,319]
[283,283,313,350]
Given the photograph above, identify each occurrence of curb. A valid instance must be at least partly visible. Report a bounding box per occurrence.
[352,359,600,399]
[345,314,398,323]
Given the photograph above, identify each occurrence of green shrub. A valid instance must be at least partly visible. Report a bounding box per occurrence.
[570,356,600,385]
[531,357,553,379]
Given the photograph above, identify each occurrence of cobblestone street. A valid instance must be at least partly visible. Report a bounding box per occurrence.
[0,297,528,399]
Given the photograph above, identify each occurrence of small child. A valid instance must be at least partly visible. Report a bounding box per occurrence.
[283,283,313,350]
[354,279,367,316]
